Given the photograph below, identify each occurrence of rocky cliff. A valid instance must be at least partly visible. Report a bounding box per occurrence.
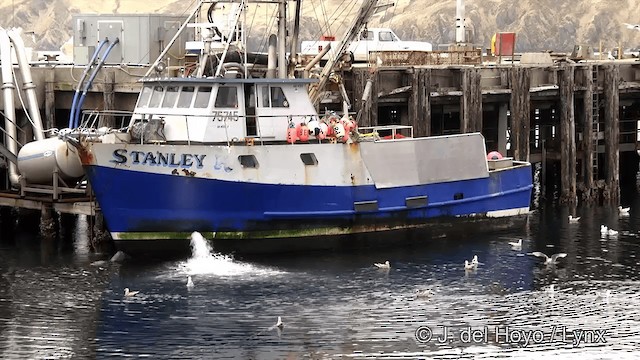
[0,0,638,54]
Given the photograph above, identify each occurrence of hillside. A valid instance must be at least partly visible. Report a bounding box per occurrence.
[0,0,638,54]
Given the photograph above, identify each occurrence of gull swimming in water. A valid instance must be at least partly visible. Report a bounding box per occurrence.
[464,260,476,271]
[187,275,194,288]
[508,238,522,250]
[619,206,630,216]
[545,284,555,297]
[568,215,580,223]
[601,225,619,237]
[124,288,139,297]
[415,289,433,298]
[529,251,567,265]
[374,261,391,270]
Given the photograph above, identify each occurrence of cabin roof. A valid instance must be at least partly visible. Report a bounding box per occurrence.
[141,77,318,85]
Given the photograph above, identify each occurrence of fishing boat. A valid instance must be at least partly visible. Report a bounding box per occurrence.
[59,0,532,255]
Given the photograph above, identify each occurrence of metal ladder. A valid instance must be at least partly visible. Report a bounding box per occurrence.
[591,65,599,180]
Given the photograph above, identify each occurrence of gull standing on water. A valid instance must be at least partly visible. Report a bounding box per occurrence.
[374,261,391,270]
[124,288,139,297]
[529,251,567,265]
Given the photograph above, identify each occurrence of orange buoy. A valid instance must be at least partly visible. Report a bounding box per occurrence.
[487,151,503,160]
[298,124,310,142]
[287,122,298,144]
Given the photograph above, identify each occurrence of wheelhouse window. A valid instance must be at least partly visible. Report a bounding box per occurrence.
[137,86,153,108]
[361,30,373,40]
[176,86,194,108]
[214,86,238,108]
[162,86,179,108]
[148,86,164,108]
[194,86,212,108]
[261,86,289,108]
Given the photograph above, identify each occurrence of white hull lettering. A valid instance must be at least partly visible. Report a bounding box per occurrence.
[110,149,206,168]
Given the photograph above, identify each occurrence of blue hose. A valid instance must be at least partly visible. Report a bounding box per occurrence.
[73,37,120,128]
[68,38,109,128]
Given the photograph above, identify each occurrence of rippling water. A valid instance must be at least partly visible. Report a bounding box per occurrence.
[2,196,640,359]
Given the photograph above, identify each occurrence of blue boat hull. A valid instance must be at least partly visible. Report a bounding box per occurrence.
[84,162,532,255]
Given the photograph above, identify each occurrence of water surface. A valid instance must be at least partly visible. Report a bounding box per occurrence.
[1,199,640,359]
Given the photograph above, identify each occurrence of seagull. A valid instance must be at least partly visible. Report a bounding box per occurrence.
[529,251,567,265]
[415,289,433,298]
[607,228,619,236]
[508,238,522,249]
[545,284,555,296]
[464,260,476,271]
[124,288,139,297]
[601,225,609,235]
[568,215,580,223]
[624,23,640,31]
[619,206,630,216]
[275,316,284,329]
[471,255,479,266]
[187,275,194,288]
[374,261,390,269]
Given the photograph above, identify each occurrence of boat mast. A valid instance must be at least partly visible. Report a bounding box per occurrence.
[287,0,302,78]
[309,0,380,105]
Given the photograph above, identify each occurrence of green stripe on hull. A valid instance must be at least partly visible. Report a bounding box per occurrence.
[111,223,431,241]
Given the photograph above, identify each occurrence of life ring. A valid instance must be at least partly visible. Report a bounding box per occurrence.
[487,151,503,160]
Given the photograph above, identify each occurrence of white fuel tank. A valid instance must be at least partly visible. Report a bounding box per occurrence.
[17,138,84,184]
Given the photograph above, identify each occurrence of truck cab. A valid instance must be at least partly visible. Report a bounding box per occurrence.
[300,28,433,63]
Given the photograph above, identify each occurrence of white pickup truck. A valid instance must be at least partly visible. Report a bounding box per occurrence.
[300,28,433,62]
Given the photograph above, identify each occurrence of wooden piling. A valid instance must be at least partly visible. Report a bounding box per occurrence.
[410,68,431,137]
[581,64,596,202]
[559,64,576,204]
[509,67,531,161]
[101,71,116,128]
[603,64,620,203]
[461,67,483,133]
[371,71,379,126]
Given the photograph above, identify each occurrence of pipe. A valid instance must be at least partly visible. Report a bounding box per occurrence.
[73,38,120,128]
[0,30,19,185]
[69,38,109,128]
[455,0,466,44]
[7,29,44,140]
[277,0,287,79]
[303,43,331,79]
[267,34,277,79]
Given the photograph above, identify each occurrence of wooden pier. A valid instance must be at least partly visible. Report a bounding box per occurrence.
[2,57,640,233]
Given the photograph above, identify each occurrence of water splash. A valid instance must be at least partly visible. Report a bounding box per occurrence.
[181,232,283,277]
